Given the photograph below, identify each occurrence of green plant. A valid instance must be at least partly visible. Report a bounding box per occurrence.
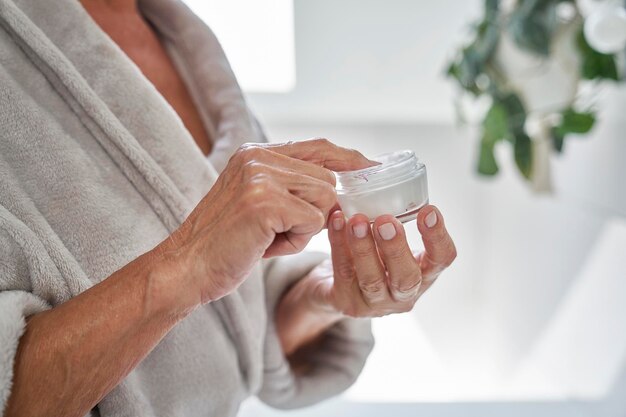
[446,0,621,181]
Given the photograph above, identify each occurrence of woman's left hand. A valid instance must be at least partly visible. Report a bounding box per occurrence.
[276,204,456,355]
[310,205,457,318]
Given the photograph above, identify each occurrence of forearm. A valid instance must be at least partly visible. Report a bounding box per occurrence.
[5,243,193,417]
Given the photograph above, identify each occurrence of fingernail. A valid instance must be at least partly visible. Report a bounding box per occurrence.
[332,217,344,231]
[378,223,397,241]
[352,223,368,239]
[425,211,438,228]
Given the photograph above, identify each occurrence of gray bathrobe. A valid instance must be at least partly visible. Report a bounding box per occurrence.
[0,0,374,415]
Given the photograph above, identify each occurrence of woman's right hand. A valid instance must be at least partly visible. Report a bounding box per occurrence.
[159,139,374,306]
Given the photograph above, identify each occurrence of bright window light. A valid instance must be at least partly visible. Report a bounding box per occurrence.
[182,0,296,93]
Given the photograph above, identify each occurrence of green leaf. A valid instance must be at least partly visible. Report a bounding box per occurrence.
[445,14,499,96]
[552,128,565,153]
[478,95,531,178]
[483,102,509,143]
[577,30,619,81]
[478,139,499,175]
[446,49,482,95]
[557,108,596,134]
[485,0,499,17]
[513,131,533,179]
[477,102,509,176]
[551,108,596,153]
[474,20,500,61]
[497,92,527,134]
[508,0,558,57]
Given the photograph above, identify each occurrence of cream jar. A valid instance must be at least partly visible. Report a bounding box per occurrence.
[335,150,428,223]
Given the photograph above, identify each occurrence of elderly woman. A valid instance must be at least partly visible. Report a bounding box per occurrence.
[0,0,457,416]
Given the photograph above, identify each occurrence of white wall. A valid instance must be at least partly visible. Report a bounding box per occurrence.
[235,1,626,415]
[253,90,626,397]
[248,0,482,124]
[238,95,626,415]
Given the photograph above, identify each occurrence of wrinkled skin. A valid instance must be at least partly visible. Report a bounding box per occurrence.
[162,139,376,304]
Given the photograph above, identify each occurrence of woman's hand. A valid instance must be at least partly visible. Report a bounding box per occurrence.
[319,205,456,317]
[159,139,375,307]
[276,205,456,355]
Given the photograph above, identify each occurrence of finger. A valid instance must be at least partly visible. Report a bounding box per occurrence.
[263,191,326,258]
[327,210,358,297]
[266,165,338,219]
[372,215,422,303]
[266,138,378,172]
[415,206,457,281]
[346,214,390,306]
[239,144,337,186]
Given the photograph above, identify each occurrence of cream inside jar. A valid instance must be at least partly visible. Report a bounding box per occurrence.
[335,150,428,223]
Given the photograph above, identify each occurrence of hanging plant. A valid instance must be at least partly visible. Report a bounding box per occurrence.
[446,0,625,191]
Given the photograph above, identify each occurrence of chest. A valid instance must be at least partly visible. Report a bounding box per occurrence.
[79,2,213,155]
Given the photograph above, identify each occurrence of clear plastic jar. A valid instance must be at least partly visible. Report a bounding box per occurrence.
[335,150,428,223]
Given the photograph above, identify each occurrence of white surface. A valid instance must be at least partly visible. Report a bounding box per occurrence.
[239,397,594,417]
[512,217,626,399]
[182,0,295,92]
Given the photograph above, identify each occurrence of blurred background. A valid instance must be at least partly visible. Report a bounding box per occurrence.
[184,0,626,416]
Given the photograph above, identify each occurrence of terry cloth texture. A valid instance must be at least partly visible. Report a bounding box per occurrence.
[0,0,374,415]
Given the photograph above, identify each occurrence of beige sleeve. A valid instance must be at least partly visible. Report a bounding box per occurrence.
[258,252,374,409]
[0,224,51,414]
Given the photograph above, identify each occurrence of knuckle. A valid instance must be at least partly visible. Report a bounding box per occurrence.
[259,217,280,237]
[319,182,338,207]
[313,210,326,231]
[372,309,390,318]
[350,148,366,161]
[398,303,415,313]
[390,278,421,302]
[351,243,374,259]
[341,305,361,319]
[448,246,458,265]
[237,143,265,162]
[433,242,457,269]
[242,161,264,179]
[358,280,386,297]
[243,177,275,205]
[382,245,407,262]
[235,143,252,157]
[321,168,337,186]
[390,278,420,295]
[335,262,355,280]
[311,137,331,146]
[427,228,448,246]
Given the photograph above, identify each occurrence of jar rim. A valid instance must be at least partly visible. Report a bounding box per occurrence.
[335,150,425,193]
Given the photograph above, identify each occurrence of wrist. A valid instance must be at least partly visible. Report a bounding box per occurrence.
[297,273,344,320]
[142,230,199,322]
[276,273,344,356]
